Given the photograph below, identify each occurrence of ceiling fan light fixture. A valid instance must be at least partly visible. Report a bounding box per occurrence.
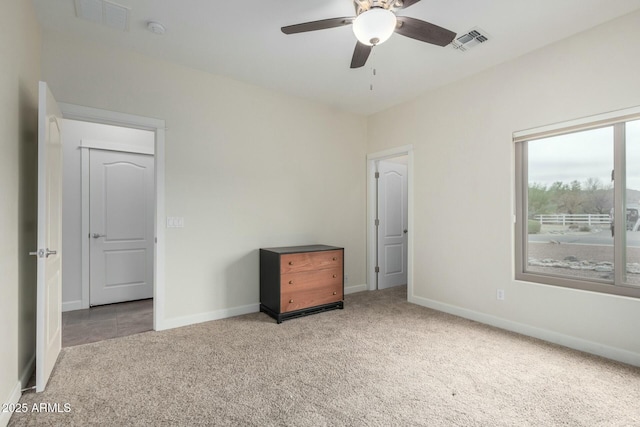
[352,7,397,46]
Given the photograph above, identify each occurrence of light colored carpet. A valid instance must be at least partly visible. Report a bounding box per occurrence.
[9,286,640,426]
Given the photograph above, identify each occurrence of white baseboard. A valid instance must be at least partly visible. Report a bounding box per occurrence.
[0,355,36,427]
[62,300,83,312]
[345,284,367,295]
[157,303,260,331]
[409,294,640,368]
[157,287,370,331]
[1,381,22,427]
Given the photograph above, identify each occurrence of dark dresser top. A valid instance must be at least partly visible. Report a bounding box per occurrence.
[260,245,343,254]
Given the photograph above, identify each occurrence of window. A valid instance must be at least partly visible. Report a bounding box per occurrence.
[515,108,640,298]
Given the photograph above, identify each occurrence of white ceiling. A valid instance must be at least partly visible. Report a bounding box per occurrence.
[32,0,640,115]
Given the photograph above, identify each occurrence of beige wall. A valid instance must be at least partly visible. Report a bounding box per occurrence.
[41,31,368,324]
[368,10,640,361]
[0,0,41,419]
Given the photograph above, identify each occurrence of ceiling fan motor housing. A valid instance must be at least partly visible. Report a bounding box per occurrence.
[355,0,404,15]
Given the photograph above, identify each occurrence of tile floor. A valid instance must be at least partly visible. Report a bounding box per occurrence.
[62,299,153,347]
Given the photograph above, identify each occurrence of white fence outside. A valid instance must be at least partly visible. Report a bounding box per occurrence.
[534,214,611,225]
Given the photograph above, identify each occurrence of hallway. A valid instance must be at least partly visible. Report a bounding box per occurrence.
[62,299,153,347]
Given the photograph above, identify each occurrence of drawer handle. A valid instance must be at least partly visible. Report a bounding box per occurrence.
[332,257,337,261]
[289,280,293,284]
[289,299,294,303]
[333,291,337,295]
[289,261,293,265]
[332,274,337,278]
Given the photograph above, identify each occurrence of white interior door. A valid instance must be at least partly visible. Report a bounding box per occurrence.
[377,160,408,289]
[35,82,63,392]
[89,149,154,305]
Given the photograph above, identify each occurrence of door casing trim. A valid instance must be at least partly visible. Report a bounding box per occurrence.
[59,102,166,331]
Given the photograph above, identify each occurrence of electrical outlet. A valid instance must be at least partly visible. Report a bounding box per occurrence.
[497,289,505,301]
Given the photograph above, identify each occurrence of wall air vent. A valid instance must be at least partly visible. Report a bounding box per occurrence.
[451,27,490,52]
[74,0,131,31]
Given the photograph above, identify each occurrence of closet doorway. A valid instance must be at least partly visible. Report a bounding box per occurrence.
[367,145,414,296]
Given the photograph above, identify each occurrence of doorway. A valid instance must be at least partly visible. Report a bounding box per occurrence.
[58,102,166,333]
[60,118,157,346]
[367,145,414,296]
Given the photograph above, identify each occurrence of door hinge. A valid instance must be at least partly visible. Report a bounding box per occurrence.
[375,172,380,179]
[375,266,380,273]
[375,219,380,226]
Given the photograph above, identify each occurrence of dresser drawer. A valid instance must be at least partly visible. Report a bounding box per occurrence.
[281,285,343,313]
[280,250,343,274]
[281,268,342,290]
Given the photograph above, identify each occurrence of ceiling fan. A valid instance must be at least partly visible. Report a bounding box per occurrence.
[281,0,457,69]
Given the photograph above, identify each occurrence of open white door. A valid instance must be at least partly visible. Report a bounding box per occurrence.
[377,160,408,289]
[34,82,63,392]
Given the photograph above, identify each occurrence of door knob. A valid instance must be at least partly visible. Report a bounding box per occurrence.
[403,229,408,234]
[92,233,106,239]
[29,248,57,258]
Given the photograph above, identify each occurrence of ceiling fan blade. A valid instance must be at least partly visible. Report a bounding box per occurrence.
[395,16,456,46]
[399,0,422,9]
[350,42,372,69]
[281,17,354,34]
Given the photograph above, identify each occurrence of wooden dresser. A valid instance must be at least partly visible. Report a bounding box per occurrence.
[260,245,344,323]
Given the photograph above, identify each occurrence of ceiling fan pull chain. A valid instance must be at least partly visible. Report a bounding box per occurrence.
[371,68,376,91]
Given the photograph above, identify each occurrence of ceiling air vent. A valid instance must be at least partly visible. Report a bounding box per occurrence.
[74,0,131,31]
[451,27,490,52]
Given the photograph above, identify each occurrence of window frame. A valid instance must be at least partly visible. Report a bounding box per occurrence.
[514,107,640,299]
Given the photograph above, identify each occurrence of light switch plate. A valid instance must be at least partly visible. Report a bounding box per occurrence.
[166,217,185,228]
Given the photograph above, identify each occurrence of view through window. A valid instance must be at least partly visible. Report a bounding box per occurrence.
[526,127,614,282]
[515,111,640,298]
